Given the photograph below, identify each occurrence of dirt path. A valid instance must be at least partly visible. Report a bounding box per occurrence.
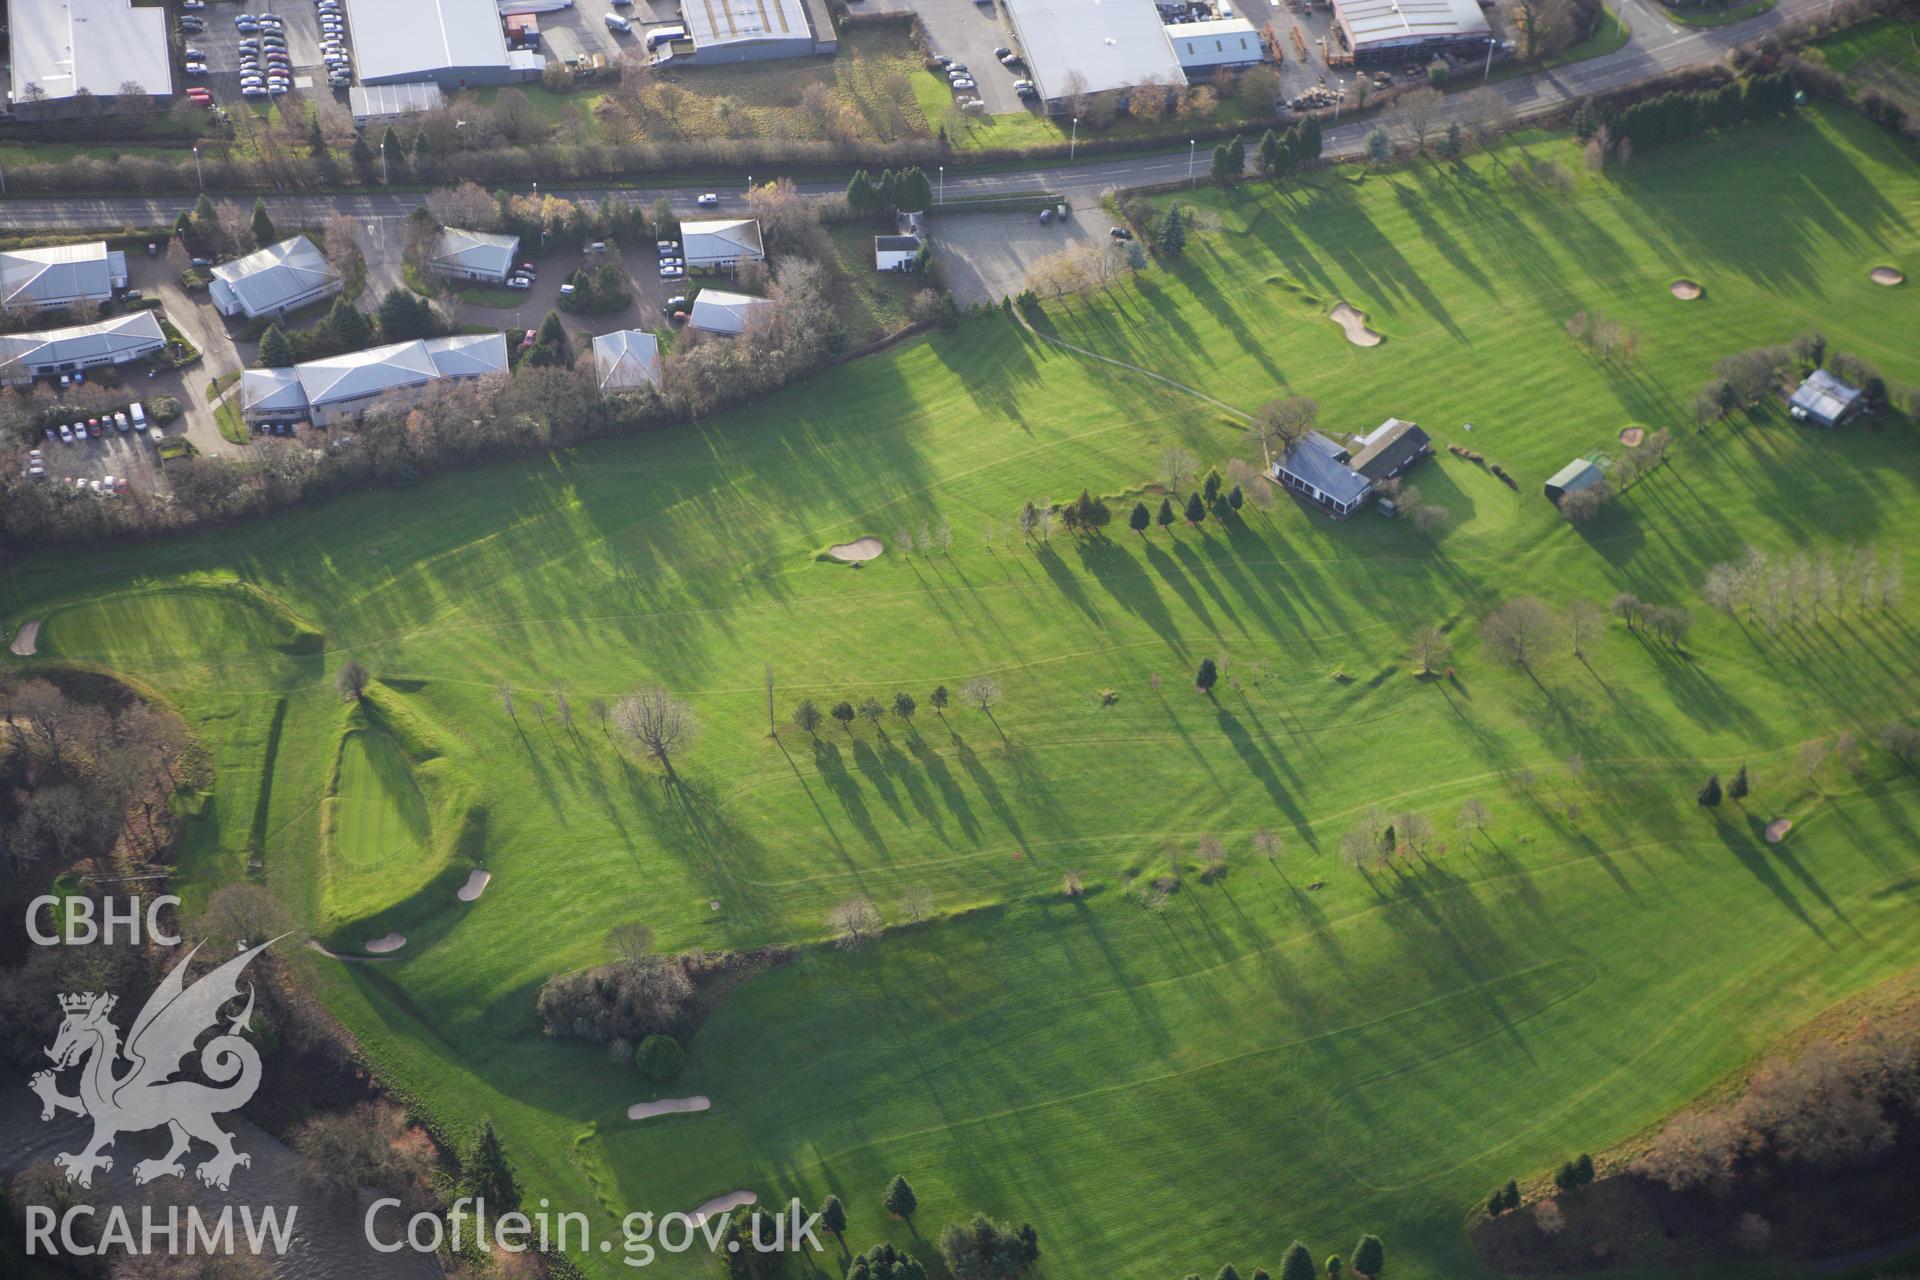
[9,619,41,657]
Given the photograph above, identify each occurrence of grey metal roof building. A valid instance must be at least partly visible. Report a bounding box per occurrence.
[0,311,166,385]
[1003,0,1185,105]
[348,82,448,125]
[678,0,832,63]
[592,330,662,392]
[243,333,510,424]
[1543,457,1604,502]
[1348,418,1432,481]
[0,241,127,310]
[1788,369,1865,428]
[7,0,173,106]
[428,229,523,283]
[688,289,774,336]
[1272,432,1373,517]
[343,0,519,86]
[679,220,766,269]
[209,237,345,319]
[1332,0,1490,62]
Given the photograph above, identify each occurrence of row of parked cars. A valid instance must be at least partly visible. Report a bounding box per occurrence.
[44,404,155,447]
[22,449,136,495]
[932,51,1037,112]
[657,240,685,280]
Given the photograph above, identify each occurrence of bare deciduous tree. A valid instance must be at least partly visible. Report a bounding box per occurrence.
[1482,597,1557,669]
[1565,599,1604,658]
[613,685,700,767]
[963,676,1001,713]
[1248,397,1318,466]
[424,181,502,231]
[1390,86,1445,151]
[1457,797,1490,836]
[1410,625,1450,675]
[828,896,882,947]
[1161,446,1198,495]
[606,921,654,971]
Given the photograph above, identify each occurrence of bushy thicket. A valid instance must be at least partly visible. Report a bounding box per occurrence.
[535,947,791,1044]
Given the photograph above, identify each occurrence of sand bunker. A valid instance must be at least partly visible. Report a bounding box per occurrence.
[457,869,492,902]
[628,1096,711,1122]
[365,932,407,954]
[9,619,40,657]
[826,537,884,562]
[1765,818,1792,844]
[1870,266,1905,286]
[1328,303,1382,347]
[1669,279,1703,300]
[1619,427,1645,448]
[689,1191,756,1227]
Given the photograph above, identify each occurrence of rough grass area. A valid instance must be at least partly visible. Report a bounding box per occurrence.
[4,106,1917,1280]
[1660,0,1776,28]
[823,222,927,343]
[593,27,935,147]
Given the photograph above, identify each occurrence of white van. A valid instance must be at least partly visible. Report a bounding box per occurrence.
[130,402,147,430]
[645,25,683,49]
[604,12,630,31]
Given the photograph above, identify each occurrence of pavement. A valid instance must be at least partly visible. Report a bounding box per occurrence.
[0,0,1830,243]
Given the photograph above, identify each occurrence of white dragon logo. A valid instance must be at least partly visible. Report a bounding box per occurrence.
[29,939,280,1191]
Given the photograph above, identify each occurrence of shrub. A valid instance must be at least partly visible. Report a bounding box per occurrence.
[634,1033,685,1080]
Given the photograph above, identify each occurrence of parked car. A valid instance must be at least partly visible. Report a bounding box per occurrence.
[516,261,536,277]
[1014,80,1038,97]
[696,192,720,207]
[131,403,147,430]
[659,256,682,268]
[932,53,951,66]
[659,265,684,278]
[328,73,352,87]
[242,86,269,97]
[1109,226,1133,240]
[558,282,576,297]
[178,14,206,29]
[182,0,205,8]
[183,45,206,58]
[185,62,208,75]
[662,294,689,314]
[656,240,679,253]
[57,424,73,444]
[961,98,987,112]
[1001,52,1023,66]
[506,276,532,290]
[87,420,103,437]
[951,78,976,91]
[604,12,630,30]
[114,412,129,432]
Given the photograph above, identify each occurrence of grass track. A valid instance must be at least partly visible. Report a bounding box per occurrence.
[4,105,1919,1278]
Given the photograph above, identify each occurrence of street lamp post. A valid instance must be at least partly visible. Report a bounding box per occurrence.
[938,165,944,202]
[1483,36,1496,82]
[192,145,203,191]
[1333,81,1345,123]
[1069,116,1079,160]
[1187,138,1196,186]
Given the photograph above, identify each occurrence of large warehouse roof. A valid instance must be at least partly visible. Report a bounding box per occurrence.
[7,0,172,104]
[342,0,512,84]
[209,237,343,318]
[0,241,122,308]
[1334,0,1489,49]
[683,0,814,50]
[0,311,165,371]
[1003,0,1184,102]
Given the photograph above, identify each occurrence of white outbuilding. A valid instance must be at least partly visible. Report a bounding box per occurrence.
[428,229,523,284]
[1166,18,1265,73]
[677,220,766,270]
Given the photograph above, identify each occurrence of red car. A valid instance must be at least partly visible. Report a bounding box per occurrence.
[87,419,103,437]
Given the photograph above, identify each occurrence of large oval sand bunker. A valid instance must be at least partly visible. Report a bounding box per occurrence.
[1669,279,1703,300]
[364,932,407,954]
[827,537,884,562]
[1870,266,1905,286]
[629,1095,711,1121]
[1329,303,1382,347]
[457,869,492,901]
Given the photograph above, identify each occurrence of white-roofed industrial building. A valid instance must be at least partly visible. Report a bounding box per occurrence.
[1003,0,1185,107]
[688,290,774,336]
[674,0,837,63]
[1166,18,1264,72]
[242,333,510,426]
[342,0,531,86]
[678,220,765,270]
[428,229,523,284]
[1331,0,1491,62]
[592,330,663,392]
[0,242,127,311]
[0,311,166,386]
[349,82,448,126]
[209,238,346,320]
[6,0,172,110]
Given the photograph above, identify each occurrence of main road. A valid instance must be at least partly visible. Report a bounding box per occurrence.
[0,0,1824,232]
